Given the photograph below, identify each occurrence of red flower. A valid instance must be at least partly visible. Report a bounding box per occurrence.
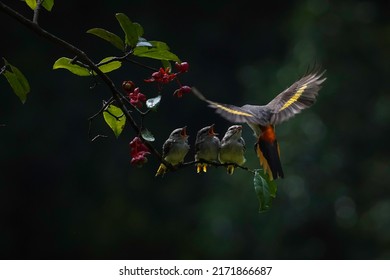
[129,137,150,167]
[173,85,192,98]
[144,67,176,84]
[175,62,189,73]
[131,153,149,166]
[122,80,135,92]
[129,87,147,108]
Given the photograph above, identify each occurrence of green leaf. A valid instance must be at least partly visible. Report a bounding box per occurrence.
[42,0,54,11]
[87,28,125,51]
[53,57,91,76]
[145,95,161,111]
[141,128,155,142]
[268,176,278,198]
[25,0,37,10]
[254,169,277,213]
[97,57,122,73]
[25,0,54,11]
[133,47,180,62]
[53,57,121,76]
[133,22,144,38]
[149,41,170,50]
[103,105,126,138]
[2,59,30,104]
[115,13,139,48]
[161,60,171,69]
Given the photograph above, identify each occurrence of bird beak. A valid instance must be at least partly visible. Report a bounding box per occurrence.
[208,124,218,135]
[180,126,188,137]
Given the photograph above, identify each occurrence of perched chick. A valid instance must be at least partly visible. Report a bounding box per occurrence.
[194,124,220,173]
[155,127,190,176]
[219,125,246,175]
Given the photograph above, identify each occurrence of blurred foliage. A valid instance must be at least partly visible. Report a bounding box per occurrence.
[1,0,390,259]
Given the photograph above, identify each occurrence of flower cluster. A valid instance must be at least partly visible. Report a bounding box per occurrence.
[129,88,146,108]
[144,67,176,84]
[144,62,191,97]
[122,81,146,108]
[129,137,150,167]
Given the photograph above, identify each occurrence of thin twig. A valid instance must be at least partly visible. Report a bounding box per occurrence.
[87,98,113,141]
[90,134,108,142]
[126,58,159,72]
[32,0,42,24]
[95,51,133,68]
[88,97,114,121]
[0,65,7,75]
[70,56,90,69]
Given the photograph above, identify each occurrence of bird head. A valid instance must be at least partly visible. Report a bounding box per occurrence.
[223,125,243,140]
[168,126,188,140]
[196,124,218,140]
[208,124,218,136]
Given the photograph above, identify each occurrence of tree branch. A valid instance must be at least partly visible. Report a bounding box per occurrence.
[0,1,173,170]
[181,159,256,174]
[0,2,259,177]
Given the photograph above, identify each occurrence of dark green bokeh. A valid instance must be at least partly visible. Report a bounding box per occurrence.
[1,0,389,259]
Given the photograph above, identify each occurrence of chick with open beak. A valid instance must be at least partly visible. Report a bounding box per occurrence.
[155,126,190,176]
[194,124,221,173]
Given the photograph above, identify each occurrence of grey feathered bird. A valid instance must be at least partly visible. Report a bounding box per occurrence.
[193,70,326,180]
[194,124,221,173]
[219,125,246,175]
[155,127,190,176]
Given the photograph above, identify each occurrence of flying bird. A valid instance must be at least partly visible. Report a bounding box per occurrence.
[193,70,326,180]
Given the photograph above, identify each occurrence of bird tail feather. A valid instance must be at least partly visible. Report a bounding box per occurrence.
[256,139,284,180]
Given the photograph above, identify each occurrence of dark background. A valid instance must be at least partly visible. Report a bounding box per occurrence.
[1,0,389,259]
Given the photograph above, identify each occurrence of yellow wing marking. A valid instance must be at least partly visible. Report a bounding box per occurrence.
[211,102,254,117]
[279,84,308,112]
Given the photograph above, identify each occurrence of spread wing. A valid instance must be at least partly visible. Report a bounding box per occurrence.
[191,69,326,126]
[266,70,326,125]
[191,87,259,124]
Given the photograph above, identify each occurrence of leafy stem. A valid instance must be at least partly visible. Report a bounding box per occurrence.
[0,0,172,169]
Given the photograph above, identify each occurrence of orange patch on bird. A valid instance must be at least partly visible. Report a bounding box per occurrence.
[260,125,276,143]
[256,144,273,180]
